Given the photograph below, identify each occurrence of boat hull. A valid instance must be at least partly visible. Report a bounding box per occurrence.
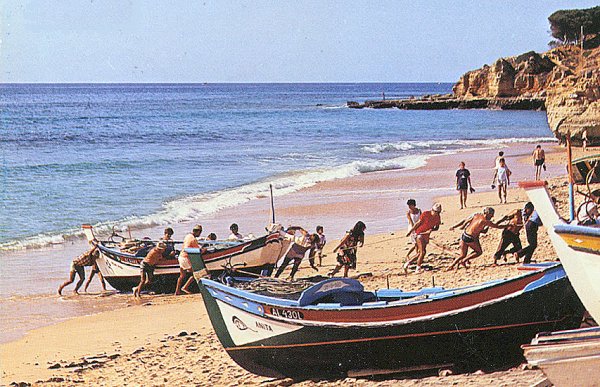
[520,182,600,321]
[94,233,286,292]
[523,327,600,387]
[196,266,584,378]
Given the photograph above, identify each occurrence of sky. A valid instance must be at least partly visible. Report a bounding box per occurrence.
[1,0,598,83]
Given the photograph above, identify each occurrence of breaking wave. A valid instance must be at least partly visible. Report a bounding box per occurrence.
[362,137,557,154]
[0,154,429,252]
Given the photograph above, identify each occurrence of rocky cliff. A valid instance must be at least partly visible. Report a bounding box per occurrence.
[453,45,600,142]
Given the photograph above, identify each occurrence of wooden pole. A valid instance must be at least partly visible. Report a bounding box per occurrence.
[566,131,575,221]
[580,25,584,76]
[269,184,275,224]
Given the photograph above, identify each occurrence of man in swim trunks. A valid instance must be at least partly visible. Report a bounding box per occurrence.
[447,207,507,271]
[533,145,545,180]
[405,203,442,273]
[493,208,524,264]
[133,241,166,297]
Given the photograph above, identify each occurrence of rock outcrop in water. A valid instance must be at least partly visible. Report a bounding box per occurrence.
[347,44,600,143]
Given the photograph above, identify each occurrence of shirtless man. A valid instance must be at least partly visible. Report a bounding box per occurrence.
[447,207,507,271]
[533,145,545,180]
[133,242,166,297]
[493,209,523,264]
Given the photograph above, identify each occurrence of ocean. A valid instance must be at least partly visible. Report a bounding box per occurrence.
[0,83,554,252]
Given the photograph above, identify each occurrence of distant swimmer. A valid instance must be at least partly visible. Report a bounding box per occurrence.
[533,145,545,180]
[58,243,101,295]
[447,207,507,271]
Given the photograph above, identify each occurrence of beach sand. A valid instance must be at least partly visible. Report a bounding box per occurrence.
[4,142,594,386]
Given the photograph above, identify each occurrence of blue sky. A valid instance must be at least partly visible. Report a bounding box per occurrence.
[2,1,598,83]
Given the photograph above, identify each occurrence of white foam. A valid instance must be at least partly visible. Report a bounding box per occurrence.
[362,137,557,154]
[0,154,429,252]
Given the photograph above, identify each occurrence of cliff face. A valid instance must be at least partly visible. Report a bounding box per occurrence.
[545,46,600,141]
[453,45,600,141]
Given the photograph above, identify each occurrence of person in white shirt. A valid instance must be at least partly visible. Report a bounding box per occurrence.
[493,158,511,204]
[577,190,600,226]
[227,223,243,240]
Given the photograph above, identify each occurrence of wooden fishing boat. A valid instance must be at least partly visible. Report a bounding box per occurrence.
[190,255,584,379]
[520,180,600,386]
[82,224,289,292]
[522,327,600,387]
[519,181,600,321]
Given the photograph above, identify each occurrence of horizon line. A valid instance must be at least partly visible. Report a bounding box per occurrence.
[0,81,455,85]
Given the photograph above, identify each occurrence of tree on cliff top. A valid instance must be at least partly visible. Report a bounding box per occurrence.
[548,6,600,47]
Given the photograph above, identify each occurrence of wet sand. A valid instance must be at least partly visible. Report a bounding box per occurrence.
[4,141,587,386]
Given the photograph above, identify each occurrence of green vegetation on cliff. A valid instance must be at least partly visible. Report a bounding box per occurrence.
[548,6,600,48]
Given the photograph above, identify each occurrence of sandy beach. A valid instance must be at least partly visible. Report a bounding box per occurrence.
[4,141,593,386]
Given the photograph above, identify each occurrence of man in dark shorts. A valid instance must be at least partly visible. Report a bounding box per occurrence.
[447,207,507,271]
[515,202,542,264]
[455,162,473,209]
[493,208,524,264]
[133,241,166,297]
[58,243,100,295]
[533,145,545,180]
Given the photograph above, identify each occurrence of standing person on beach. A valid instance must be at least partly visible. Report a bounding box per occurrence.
[328,221,366,278]
[405,204,442,273]
[455,162,473,209]
[314,226,326,267]
[492,158,511,204]
[515,203,542,264]
[493,208,524,264]
[176,225,204,295]
[405,199,422,260]
[494,151,505,169]
[58,243,100,295]
[583,130,588,152]
[133,242,166,297]
[533,145,546,180]
[447,207,506,271]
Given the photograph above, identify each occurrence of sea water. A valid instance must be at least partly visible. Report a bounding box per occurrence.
[0,83,553,251]
[0,83,556,342]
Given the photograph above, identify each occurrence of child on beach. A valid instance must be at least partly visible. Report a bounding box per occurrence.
[58,243,100,295]
[455,162,473,209]
[314,225,326,267]
[328,221,366,278]
[492,158,511,204]
[405,199,422,260]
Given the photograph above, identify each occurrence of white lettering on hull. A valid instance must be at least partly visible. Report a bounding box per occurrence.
[216,300,302,346]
